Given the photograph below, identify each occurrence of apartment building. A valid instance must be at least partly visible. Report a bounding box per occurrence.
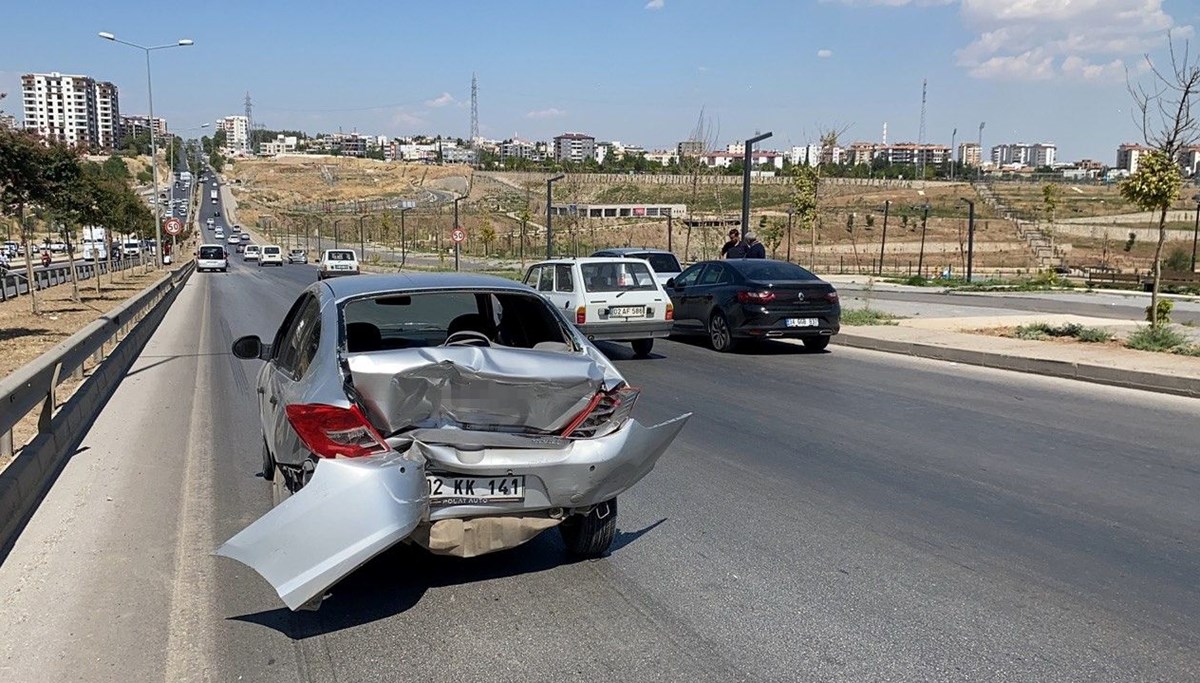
[218,115,249,152]
[700,150,784,170]
[119,115,167,140]
[21,72,121,150]
[500,138,542,162]
[0,113,16,131]
[259,134,298,156]
[1116,143,1152,174]
[958,142,981,167]
[991,142,1056,168]
[553,132,595,163]
[676,140,704,159]
[847,142,948,167]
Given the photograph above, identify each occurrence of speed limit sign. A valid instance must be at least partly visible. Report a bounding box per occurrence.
[163,217,183,236]
[451,228,466,243]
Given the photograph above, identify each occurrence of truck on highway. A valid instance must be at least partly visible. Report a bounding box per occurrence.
[80,226,108,261]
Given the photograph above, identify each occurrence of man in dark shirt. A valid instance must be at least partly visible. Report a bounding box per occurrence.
[720,229,743,258]
[744,232,766,258]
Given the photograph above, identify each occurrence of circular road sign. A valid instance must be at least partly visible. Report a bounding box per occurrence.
[163,217,184,236]
[451,228,466,243]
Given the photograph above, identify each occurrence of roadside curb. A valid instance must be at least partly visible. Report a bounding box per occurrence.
[832,332,1200,398]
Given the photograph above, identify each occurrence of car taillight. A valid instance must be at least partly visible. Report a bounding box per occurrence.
[826,290,840,304]
[561,386,641,439]
[665,302,674,321]
[576,306,586,324]
[737,290,776,304]
[285,403,389,459]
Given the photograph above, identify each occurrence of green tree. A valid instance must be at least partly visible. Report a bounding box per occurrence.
[102,155,130,180]
[1125,37,1200,327]
[789,165,819,267]
[1120,151,1183,326]
[479,217,496,256]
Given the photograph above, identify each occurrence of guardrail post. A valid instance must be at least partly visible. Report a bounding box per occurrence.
[38,362,62,432]
[0,430,11,459]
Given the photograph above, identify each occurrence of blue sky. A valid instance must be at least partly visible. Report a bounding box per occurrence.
[2,0,1197,161]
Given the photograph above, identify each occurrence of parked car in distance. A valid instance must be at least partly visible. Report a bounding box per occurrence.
[665,259,840,352]
[197,244,228,272]
[221,273,690,611]
[259,244,284,266]
[287,249,308,264]
[317,249,360,280]
[590,248,682,286]
[523,257,672,357]
[244,245,260,261]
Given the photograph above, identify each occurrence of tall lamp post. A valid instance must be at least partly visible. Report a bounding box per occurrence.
[878,200,890,275]
[453,196,465,271]
[399,205,413,270]
[960,198,976,282]
[546,174,565,258]
[1191,192,1200,272]
[740,131,773,236]
[332,217,342,249]
[98,31,193,269]
[358,214,369,261]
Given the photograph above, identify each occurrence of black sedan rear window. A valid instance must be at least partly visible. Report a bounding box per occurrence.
[630,253,681,273]
[732,261,819,281]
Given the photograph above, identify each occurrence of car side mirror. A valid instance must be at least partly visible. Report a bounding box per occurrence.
[232,335,268,360]
[665,278,675,288]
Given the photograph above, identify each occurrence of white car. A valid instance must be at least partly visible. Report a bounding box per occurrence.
[259,244,284,267]
[206,218,214,227]
[317,249,360,280]
[197,244,228,272]
[227,234,240,246]
[523,257,673,357]
[243,245,260,261]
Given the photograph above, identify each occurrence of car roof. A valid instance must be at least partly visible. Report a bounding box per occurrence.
[199,243,224,248]
[527,256,652,267]
[592,247,677,256]
[320,272,532,301]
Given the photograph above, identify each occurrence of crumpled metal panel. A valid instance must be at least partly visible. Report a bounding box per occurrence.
[215,453,426,611]
[409,516,562,558]
[347,347,620,435]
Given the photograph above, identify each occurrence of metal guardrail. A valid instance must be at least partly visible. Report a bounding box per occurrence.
[0,256,145,301]
[0,261,195,459]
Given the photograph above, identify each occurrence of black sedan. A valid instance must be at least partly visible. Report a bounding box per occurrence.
[665,259,840,352]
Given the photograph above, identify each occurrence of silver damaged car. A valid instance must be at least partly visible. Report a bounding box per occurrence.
[219,273,690,610]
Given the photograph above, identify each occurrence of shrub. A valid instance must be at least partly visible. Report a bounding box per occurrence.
[1126,325,1189,352]
[1145,298,1173,325]
[841,308,901,326]
[1014,322,1112,342]
[904,275,928,286]
[1164,246,1191,272]
[1075,327,1114,343]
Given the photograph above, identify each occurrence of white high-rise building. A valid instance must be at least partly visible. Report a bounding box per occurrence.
[218,115,249,152]
[990,142,1057,168]
[21,72,121,150]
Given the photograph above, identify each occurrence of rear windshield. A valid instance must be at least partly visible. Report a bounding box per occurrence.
[199,247,224,259]
[732,261,820,281]
[341,290,571,351]
[630,252,681,273]
[580,261,657,292]
[327,251,356,261]
[263,247,280,254]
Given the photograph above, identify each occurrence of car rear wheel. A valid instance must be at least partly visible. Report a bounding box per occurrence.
[631,338,654,357]
[560,498,618,558]
[708,311,737,352]
[803,336,831,352]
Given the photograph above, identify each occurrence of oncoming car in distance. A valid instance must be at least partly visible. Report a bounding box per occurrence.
[220,273,690,611]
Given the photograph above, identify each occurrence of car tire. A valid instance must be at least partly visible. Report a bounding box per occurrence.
[803,336,831,352]
[707,311,737,353]
[560,498,618,558]
[631,338,654,358]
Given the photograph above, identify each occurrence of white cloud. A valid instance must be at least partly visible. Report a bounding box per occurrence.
[645,0,665,9]
[817,49,833,58]
[424,92,455,108]
[391,109,425,128]
[526,107,566,119]
[836,0,1193,82]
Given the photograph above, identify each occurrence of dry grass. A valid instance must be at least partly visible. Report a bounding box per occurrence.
[0,267,170,469]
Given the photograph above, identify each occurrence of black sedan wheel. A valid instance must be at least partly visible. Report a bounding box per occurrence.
[803,336,831,352]
[708,311,737,352]
[631,338,654,357]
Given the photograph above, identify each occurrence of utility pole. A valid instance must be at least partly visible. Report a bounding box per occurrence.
[961,198,976,282]
[546,174,564,258]
[878,200,890,275]
[917,203,931,277]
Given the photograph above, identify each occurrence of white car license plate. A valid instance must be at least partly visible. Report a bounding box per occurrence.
[786,318,820,327]
[427,475,526,505]
[610,306,644,318]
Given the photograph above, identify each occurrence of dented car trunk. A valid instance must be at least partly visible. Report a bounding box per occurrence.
[218,325,689,611]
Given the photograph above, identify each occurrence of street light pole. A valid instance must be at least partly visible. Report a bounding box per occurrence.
[786,208,793,263]
[98,32,193,270]
[399,206,412,270]
[878,200,890,275]
[917,203,931,277]
[358,214,368,261]
[453,196,465,271]
[961,198,976,282]
[333,218,342,249]
[546,174,565,258]
[740,131,773,237]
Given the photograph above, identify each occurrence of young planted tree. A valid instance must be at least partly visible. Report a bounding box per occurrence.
[789,165,818,269]
[1041,183,1062,241]
[1124,37,1200,327]
[479,216,496,256]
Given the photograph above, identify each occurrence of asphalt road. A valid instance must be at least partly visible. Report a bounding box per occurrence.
[0,186,1197,681]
